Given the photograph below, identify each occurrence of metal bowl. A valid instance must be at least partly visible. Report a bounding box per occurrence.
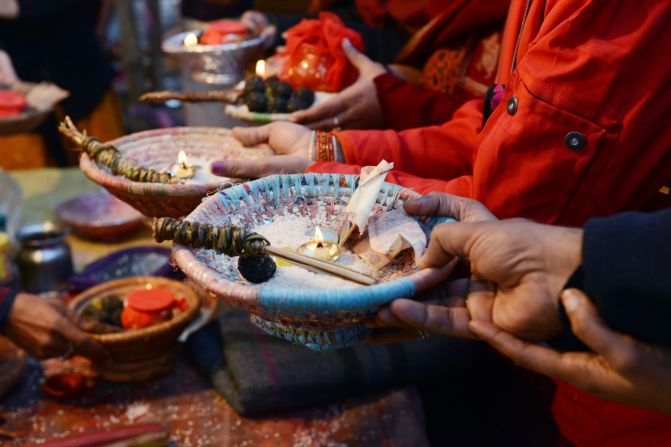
[163,31,265,85]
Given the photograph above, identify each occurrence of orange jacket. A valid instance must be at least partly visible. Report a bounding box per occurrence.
[309,0,671,227]
[307,1,671,445]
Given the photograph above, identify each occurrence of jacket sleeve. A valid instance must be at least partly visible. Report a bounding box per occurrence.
[573,208,671,347]
[373,73,473,131]
[306,161,472,196]
[335,98,482,183]
[470,1,671,225]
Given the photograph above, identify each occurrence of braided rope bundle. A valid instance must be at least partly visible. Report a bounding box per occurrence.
[59,116,175,184]
[152,217,269,257]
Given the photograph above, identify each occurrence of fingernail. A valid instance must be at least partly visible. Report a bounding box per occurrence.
[562,290,579,312]
[211,161,224,174]
[342,38,352,50]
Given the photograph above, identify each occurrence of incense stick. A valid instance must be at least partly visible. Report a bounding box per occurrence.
[265,246,377,286]
[140,90,241,104]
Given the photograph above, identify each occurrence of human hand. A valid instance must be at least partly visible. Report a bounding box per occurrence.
[240,10,276,49]
[290,38,386,130]
[211,122,313,178]
[364,270,481,344]
[0,50,18,85]
[373,193,582,341]
[403,192,497,223]
[416,218,582,340]
[365,193,497,342]
[471,289,671,415]
[5,293,108,360]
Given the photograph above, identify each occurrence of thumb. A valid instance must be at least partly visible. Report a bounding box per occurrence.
[341,38,370,71]
[419,221,481,269]
[561,289,635,363]
[232,124,272,146]
[211,159,266,179]
[404,193,496,222]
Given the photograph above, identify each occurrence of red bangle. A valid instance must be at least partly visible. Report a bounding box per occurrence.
[316,131,336,162]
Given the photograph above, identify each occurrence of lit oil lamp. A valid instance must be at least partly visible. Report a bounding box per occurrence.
[255,59,266,78]
[170,150,197,180]
[183,32,199,47]
[297,227,341,262]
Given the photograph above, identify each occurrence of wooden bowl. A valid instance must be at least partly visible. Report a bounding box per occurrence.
[69,277,200,381]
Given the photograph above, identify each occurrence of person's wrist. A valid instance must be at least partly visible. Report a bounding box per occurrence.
[546,227,584,315]
[553,227,583,282]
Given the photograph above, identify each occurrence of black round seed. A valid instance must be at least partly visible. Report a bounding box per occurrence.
[245,91,268,112]
[268,97,289,113]
[294,87,315,105]
[287,96,309,112]
[274,81,293,100]
[264,75,280,91]
[244,76,265,94]
[238,254,277,283]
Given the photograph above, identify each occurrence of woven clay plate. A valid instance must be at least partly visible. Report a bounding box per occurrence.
[55,189,144,240]
[172,173,453,351]
[79,127,272,218]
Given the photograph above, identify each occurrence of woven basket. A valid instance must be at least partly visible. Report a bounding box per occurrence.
[79,127,270,218]
[69,276,200,381]
[172,173,454,351]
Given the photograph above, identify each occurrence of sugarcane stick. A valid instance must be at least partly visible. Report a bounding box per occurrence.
[152,217,377,285]
[58,116,175,183]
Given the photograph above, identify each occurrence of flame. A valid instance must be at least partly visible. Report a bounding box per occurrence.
[255,59,266,77]
[314,226,324,242]
[184,32,198,47]
[178,150,189,166]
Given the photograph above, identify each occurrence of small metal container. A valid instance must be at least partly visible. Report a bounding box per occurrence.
[162,31,265,85]
[16,222,73,293]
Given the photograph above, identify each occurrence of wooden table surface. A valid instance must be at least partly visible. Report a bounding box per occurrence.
[0,168,430,447]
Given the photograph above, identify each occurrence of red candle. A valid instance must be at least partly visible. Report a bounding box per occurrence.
[121,288,176,329]
[127,288,175,312]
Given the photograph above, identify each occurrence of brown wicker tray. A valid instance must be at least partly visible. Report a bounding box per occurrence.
[79,127,271,218]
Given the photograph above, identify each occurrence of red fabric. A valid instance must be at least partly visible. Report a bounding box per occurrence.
[353,0,444,32]
[328,0,671,226]
[374,0,510,130]
[394,0,510,66]
[307,0,443,32]
[309,0,671,444]
[553,380,671,447]
[374,73,475,131]
[282,12,364,92]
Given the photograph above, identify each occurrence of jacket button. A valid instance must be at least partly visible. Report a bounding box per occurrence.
[565,131,586,150]
[506,96,519,115]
